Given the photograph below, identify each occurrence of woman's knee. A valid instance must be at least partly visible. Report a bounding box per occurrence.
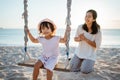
[69,55,81,72]
[81,67,93,74]
[80,59,95,73]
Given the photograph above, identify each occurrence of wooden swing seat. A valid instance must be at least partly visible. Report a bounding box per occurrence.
[18,59,70,72]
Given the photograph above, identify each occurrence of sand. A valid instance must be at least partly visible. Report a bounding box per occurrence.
[0,46,120,80]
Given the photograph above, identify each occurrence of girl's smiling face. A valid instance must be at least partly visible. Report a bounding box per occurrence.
[41,25,52,36]
[38,20,56,36]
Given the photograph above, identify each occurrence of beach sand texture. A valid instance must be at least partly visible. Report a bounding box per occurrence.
[0,46,120,80]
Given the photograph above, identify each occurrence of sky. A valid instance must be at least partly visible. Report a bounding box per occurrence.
[0,0,120,29]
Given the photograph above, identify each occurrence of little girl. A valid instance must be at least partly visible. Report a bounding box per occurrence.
[26,18,70,80]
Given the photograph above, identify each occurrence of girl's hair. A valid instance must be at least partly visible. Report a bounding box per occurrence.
[38,19,56,34]
[82,9,100,34]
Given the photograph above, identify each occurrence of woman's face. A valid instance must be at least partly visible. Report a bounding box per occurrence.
[85,12,95,25]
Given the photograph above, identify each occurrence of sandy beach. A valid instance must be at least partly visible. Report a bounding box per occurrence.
[0,46,120,80]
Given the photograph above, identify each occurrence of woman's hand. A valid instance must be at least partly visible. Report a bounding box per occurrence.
[79,33,87,41]
[79,33,86,41]
[79,33,96,48]
[74,37,81,42]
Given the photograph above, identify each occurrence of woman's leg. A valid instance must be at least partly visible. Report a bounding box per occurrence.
[33,60,43,80]
[70,55,83,72]
[46,69,53,80]
[80,59,95,74]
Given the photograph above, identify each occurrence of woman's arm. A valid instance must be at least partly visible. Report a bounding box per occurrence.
[59,26,71,43]
[85,38,96,48]
[80,34,96,48]
[26,28,39,43]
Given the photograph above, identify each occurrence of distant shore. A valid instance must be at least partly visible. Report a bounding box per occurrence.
[0,46,120,80]
[0,27,4,29]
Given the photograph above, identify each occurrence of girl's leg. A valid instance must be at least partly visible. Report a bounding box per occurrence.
[46,69,53,80]
[70,55,83,72]
[80,59,95,74]
[33,60,43,80]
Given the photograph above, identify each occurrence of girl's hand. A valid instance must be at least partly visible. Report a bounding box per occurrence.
[25,28,30,34]
[60,26,71,43]
[66,26,71,32]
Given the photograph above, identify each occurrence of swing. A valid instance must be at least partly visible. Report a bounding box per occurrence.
[18,0,72,72]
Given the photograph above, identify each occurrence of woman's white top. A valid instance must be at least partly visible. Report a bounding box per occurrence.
[75,25,102,61]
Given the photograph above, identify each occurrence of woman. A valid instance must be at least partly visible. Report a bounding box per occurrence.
[70,9,102,73]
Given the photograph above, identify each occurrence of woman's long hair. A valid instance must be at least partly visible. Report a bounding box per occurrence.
[82,9,100,34]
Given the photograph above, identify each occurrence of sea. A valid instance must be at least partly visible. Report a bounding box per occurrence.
[0,28,120,48]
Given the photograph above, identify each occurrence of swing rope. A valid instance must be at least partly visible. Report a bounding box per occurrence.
[23,0,28,51]
[23,0,31,61]
[65,0,72,59]
[22,0,72,63]
[19,0,72,71]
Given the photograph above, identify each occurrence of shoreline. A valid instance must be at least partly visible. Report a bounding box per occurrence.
[0,46,120,80]
[1,44,120,48]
